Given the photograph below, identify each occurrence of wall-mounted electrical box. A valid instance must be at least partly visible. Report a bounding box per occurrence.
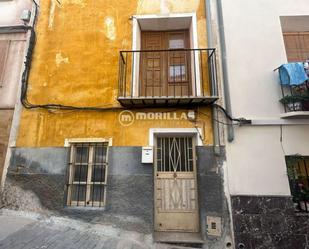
[142,147,153,164]
[206,216,222,237]
[20,10,31,23]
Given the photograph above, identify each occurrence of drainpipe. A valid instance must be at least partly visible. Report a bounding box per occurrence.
[214,0,235,142]
[205,0,221,155]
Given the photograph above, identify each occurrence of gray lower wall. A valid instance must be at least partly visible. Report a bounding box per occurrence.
[1,146,232,247]
[3,147,154,233]
[196,147,232,248]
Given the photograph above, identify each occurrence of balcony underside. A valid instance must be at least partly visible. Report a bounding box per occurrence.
[280,111,309,119]
[117,96,219,107]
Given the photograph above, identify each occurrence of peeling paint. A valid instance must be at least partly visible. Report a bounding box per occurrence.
[137,0,200,14]
[48,0,56,29]
[137,0,161,14]
[160,0,169,14]
[198,18,207,47]
[166,0,200,12]
[104,16,116,41]
[55,53,69,67]
[17,0,211,147]
[62,0,86,7]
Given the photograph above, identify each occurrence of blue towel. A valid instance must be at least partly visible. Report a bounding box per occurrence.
[279,63,308,86]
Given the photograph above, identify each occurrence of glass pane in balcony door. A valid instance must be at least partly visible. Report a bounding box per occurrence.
[167,31,191,96]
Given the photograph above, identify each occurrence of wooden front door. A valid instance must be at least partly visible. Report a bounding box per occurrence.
[141,30,191,97]
[154,136,199,232]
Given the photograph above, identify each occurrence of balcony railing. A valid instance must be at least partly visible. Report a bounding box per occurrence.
[277,62,309,118]
[280,81,309,115]
[117,48,219,107]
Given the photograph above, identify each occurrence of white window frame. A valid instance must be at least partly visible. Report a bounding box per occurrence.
[149,128,203,146]
[131,13,201,97]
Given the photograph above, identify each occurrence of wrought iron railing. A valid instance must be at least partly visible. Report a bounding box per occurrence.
[118,48,218,101]
[279,81,309,113]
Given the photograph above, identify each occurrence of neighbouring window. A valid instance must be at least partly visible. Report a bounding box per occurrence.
[0,40,10,89]
[66,142,108,207]
[280,16,309,62]
[283,32,309,62]
[286,156,309,212]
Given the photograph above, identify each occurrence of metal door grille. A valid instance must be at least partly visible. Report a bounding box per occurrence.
[156,137,193,172]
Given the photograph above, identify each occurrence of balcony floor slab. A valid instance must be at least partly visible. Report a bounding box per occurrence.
[117,96,219,108]
[280,111,309,119]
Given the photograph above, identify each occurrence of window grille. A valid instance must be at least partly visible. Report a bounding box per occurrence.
[156,136,194,172]
[66,142,108,207]
[286,156,309,213]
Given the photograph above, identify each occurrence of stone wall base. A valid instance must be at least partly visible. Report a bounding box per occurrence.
[231,195,309,249]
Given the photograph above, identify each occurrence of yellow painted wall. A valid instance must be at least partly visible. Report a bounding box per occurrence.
[17,0,213,147]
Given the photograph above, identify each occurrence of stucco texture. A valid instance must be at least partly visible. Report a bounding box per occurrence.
[17,0,212,147]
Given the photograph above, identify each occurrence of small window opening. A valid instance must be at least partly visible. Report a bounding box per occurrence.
[286,156,309,213]
[66,142,108,207]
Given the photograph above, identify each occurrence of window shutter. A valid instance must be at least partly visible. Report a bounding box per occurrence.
[0,40,10,88]
[283,32,309,62]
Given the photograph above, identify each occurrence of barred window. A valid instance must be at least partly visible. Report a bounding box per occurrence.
[66,142,108,207]
[286,156,309,213]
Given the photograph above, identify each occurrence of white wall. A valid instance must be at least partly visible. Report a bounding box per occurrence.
[0,0,32,108]
[221,0,309,195]
[0,33,26,108]
[0,0,32,26]
[226,126,309,195]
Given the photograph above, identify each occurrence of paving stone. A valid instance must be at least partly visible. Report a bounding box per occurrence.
[0,223,151,249]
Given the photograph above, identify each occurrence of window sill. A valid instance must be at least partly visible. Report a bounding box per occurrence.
[64,206,106,211]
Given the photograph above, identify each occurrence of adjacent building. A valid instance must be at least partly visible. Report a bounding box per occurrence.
[0,0,33,186]
[215,0,309,248]
[1,0,233,248]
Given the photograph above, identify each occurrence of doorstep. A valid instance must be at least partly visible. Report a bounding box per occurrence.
[154,231,204,244]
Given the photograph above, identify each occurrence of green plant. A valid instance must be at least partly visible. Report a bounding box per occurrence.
[286,157,309,202]
[280,95,309,104]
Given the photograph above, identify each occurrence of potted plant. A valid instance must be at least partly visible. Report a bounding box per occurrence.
[279,95,306,111]
[295,181,309,211]
[299,192,309,211]
[301,96,309,111]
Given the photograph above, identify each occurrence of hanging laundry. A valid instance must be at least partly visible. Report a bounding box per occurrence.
[279,62,309,85]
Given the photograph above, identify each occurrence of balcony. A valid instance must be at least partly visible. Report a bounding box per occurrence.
[277,63,309,119]
[117,48,219,107]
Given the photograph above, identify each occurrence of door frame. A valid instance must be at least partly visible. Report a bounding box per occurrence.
[149,128,202,233]
[140,30,192,97]
[131,13,201,97]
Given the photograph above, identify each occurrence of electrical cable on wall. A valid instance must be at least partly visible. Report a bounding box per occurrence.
[20,1,124,112]
[280,125,287,156]
[20,0,253,130]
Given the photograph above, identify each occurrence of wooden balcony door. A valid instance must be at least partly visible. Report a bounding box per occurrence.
[140,30,191,97]
[154,136,199,233]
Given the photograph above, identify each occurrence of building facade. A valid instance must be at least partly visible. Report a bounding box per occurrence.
[1,0,233,248]
[1,0,309,248]
[215,0,309,248]
[0,0,33,186]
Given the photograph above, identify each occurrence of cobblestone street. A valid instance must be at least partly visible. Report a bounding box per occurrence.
[0,210,200,249]
[0,210,152,249]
